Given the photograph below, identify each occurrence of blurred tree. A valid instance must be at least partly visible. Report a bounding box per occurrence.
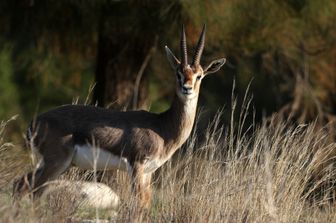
[185,0,336,128]
[93,1,189,110]
[0,44,20,118]
[0,0,97,121]
[1,0,336,134]
[94,2,158,109]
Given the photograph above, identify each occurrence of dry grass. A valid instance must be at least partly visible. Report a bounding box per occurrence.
[1,107,336,222]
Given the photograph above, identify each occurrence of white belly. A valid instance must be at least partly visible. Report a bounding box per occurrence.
[72,144,131,172]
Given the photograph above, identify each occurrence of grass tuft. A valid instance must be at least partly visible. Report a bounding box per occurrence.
[1,110,336,222]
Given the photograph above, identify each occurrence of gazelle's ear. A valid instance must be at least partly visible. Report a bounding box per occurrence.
[204,58,226,75]
[165,46,180,70]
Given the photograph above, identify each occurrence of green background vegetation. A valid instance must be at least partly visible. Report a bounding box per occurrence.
[1,0,336,135]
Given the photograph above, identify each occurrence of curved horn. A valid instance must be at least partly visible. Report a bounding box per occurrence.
[192,24,206,66]
[180,24,188,66]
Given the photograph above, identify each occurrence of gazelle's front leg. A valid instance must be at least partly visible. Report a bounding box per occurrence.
[131,162,152,210]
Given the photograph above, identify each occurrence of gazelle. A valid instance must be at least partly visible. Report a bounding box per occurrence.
[14,25,226,209]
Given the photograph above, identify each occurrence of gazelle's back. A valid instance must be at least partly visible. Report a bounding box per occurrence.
[30,105,164,158]
[36,104,160,129]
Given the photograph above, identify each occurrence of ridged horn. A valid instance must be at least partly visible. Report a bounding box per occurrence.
[180,24,188,66]
[192,24,206,66]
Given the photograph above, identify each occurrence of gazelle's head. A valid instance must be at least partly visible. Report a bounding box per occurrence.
[165,25,226,100]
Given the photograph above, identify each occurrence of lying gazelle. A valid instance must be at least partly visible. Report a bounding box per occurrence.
[14,25,226,209]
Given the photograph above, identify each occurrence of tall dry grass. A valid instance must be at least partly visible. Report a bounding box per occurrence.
[1,100,336,222]
[149,118,336,222]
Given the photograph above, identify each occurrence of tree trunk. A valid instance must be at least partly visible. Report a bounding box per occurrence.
[93,3,159,110]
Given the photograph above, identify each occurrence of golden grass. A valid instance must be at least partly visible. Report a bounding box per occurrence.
[1,110,336,222]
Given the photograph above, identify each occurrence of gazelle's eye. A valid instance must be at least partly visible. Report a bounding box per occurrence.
[196,75,202,81]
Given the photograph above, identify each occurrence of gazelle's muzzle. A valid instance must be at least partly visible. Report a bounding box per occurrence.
[181,84,193,95]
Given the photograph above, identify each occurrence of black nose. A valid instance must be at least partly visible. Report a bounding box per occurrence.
[183,86,192,91]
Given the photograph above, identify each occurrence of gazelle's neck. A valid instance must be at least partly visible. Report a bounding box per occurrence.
[160,93,199,156]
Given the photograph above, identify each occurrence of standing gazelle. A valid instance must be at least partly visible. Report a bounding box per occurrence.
[14,25,226,209]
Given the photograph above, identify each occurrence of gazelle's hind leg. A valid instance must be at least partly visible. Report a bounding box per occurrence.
[13,135,75,198]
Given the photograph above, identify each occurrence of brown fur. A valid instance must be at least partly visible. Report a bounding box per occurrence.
[14,26,226,210]
[14,94,198,209]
